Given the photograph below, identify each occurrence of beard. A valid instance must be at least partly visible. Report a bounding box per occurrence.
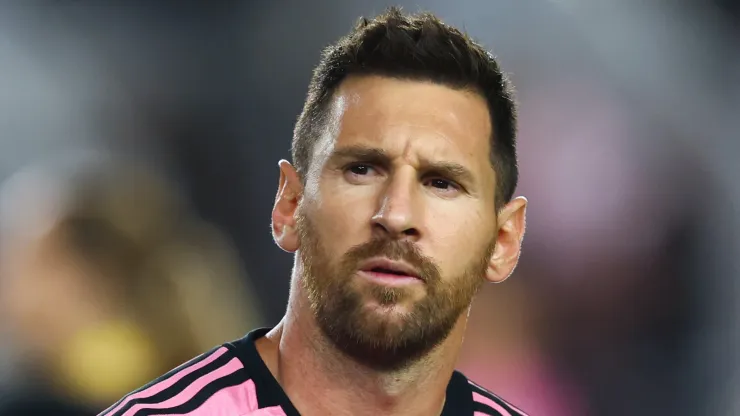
[296,211,496,372]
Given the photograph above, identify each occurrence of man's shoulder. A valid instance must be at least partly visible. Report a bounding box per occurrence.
[97,342,260,416]
[461,374,530,416]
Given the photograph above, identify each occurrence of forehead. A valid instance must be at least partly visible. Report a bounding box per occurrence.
[320,76,493,177]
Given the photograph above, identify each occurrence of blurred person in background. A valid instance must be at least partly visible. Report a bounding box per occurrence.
[0,151,262,415]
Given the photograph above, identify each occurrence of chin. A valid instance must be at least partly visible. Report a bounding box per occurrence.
[364,300,414,319]
[358,306,419,336]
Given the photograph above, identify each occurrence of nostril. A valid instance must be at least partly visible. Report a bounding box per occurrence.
[370,220,419,240]
[402,228,420,237]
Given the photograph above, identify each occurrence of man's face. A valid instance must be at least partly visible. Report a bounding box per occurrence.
[293,76,499,370]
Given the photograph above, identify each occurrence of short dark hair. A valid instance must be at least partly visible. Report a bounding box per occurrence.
[292,6,518,208]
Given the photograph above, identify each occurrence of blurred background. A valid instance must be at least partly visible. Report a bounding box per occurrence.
[0,1,737,415]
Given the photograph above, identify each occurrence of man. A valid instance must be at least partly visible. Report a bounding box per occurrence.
[100,7,528,416]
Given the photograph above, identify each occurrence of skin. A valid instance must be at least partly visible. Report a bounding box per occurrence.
[259,75,527,416]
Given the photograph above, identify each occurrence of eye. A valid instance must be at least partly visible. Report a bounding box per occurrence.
[348,164,373,176]
[343,163,381,183]
[428,178,454,190]
[424,177,462,195]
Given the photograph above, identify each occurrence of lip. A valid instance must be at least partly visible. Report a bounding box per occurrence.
[357,270,422,287]
[357,257,422,280]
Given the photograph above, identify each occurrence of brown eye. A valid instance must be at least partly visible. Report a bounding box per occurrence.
[429,179,452,189]
[426,178,459,190]
[348,164,372,175]
[423,177,462,197]
[343,163,380,184]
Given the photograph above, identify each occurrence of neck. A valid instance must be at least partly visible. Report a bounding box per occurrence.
[256,283,467,416]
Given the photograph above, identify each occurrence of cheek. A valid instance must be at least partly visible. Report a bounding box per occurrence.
[300,202,367,270]
[424,205,494,276]
[312,180,377,242]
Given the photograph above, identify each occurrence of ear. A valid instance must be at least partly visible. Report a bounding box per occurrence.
[271,160,303,253]
[485,196,527,283]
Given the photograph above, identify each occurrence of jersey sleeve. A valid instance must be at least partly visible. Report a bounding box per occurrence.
[97,346,259,416]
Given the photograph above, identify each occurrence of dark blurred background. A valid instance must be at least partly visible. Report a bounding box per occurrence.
[0,1,738,415]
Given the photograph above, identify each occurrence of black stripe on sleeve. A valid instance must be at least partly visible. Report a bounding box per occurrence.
[473,401,506,415]
[133,370,250,416]
[100,347,223,415]
[111,351,235,416]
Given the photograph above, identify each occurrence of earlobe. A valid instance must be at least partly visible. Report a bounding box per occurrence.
[271,160,302,253]
[485,196,527,284]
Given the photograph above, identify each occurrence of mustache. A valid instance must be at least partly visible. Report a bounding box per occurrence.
[341,238,441,283]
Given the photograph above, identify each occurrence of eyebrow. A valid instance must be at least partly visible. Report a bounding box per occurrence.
[327,145,477,188]
[329,146,390,166]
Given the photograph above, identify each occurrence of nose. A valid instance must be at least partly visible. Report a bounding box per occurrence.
[371,169,421,241]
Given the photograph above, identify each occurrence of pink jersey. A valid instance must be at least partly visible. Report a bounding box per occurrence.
[99,328,529,416]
